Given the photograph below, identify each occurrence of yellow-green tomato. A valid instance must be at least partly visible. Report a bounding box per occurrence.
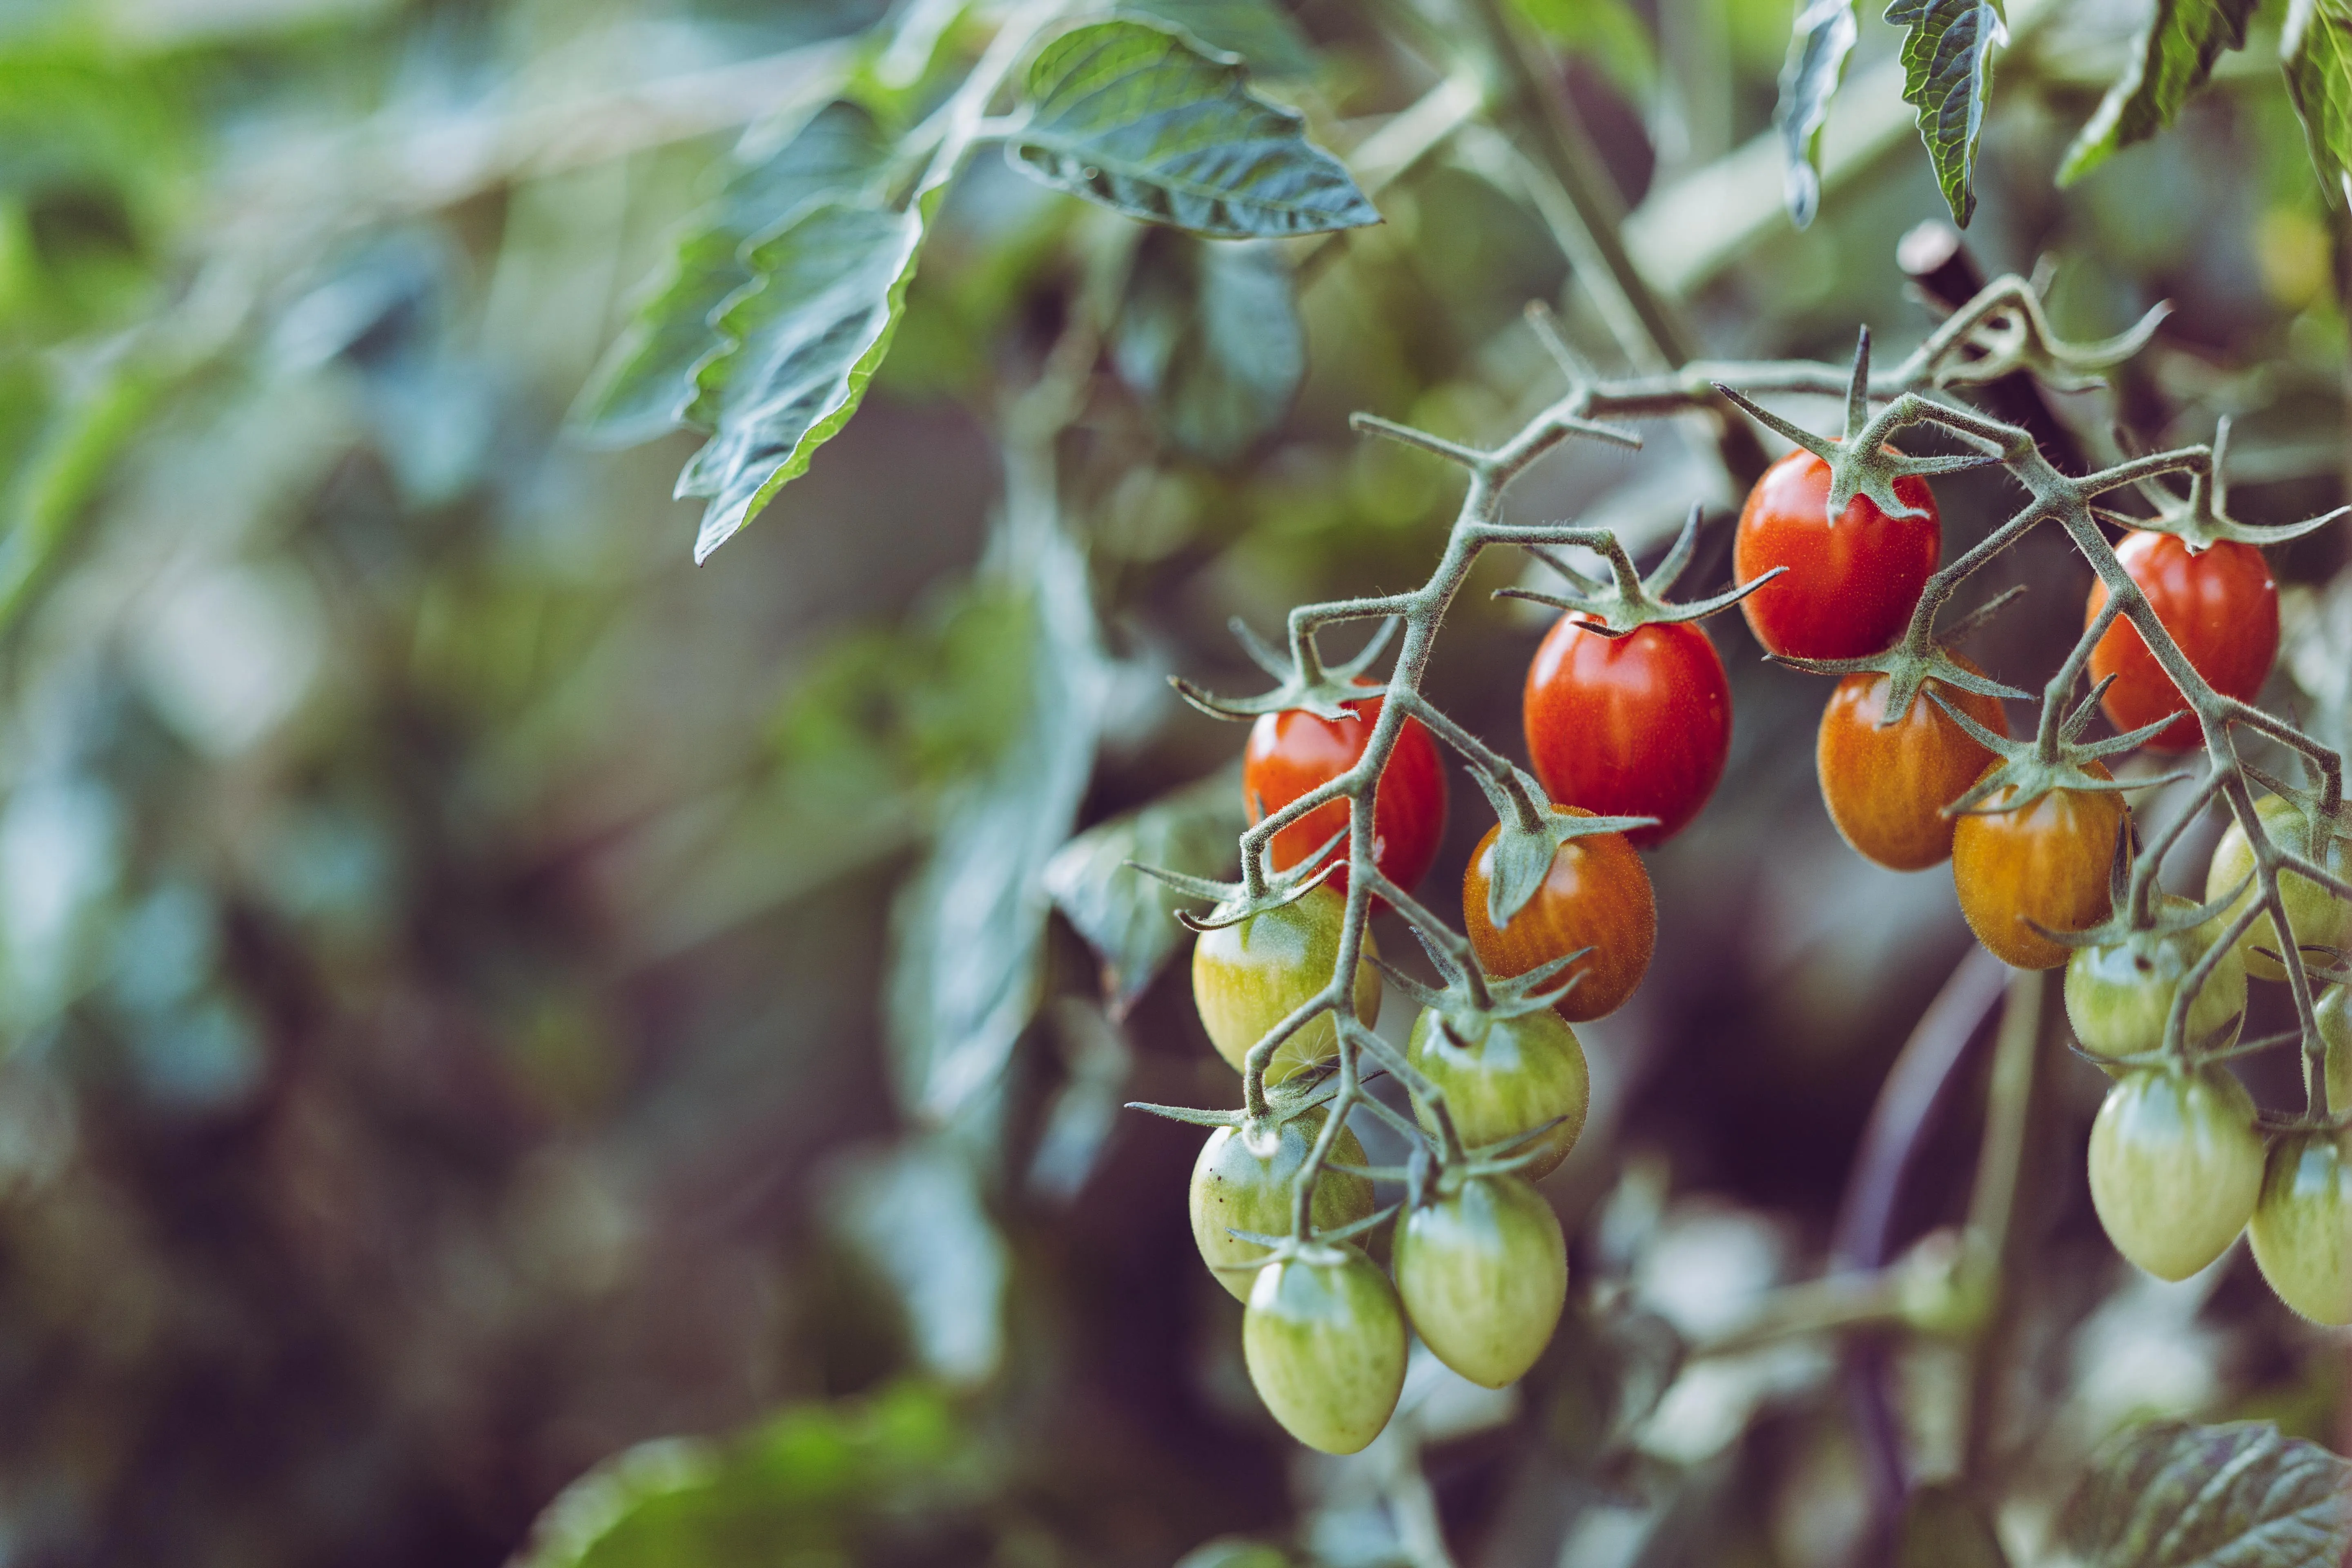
[1242,1243,1408,1454]
[2063,895,2247,1060]
[2087,1067,2263,1281]
[2249,1131,2352,1325]
[2321,985,2352,1113]
[1405,1006,1590,1180]
[1189,1112,1374,1303]
[2204,795,2352,984]
[1392,1173,1566,1389]
[1192,885,1381,1084]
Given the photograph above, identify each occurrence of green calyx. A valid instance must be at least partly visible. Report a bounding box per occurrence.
[1715,326,2004,530]
[1126,824,1347,932]
[1170,611,1399,722]
[1928,672,2180,818]
[2096,417,2350,555]
[1768,583,2032,726]
[1217,1200,1403,1260]
[1127,1053,1353,1134]
[1496,503,1782,636]
[1466,761,1650,929]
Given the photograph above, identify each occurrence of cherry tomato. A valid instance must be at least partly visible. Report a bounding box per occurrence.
[2087,1066,2263,1281]
[1950,762,2125,970]
[2321,985,2351,1112]
[1523,617,1729,848]
[2203,794,2352,984]
[1192,884,1381,1084]
[1405,1006,1588,1180]
[1190,1111,1374,1302]
[1734,448,1941,660]
[1245,693,1447,896]
[2086,532,2277,753]
[1462,808,1655,1022]
[2248,1131,2352,1325]
[1392,1173,1566,1389]
[1242,1242,1408,1452]
[2063,895,2247,1060]
[1816,657,2008,871]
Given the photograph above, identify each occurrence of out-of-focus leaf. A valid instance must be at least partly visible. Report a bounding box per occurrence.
[1895,1484,2009,1568]
[1042,764,1242,1017]
[2283,0,2352,209]
[1886,0,2007,227]
[1775,0,1859,227]
[512,1382,978,1568]
[1006,19,1380,238]
[1111,229,1302,463]
[2058,0,2256,184]
[826,1140,1009,1385]
[571,101,891,448]
[1025,999,1135,1202]
[1510,0,1656,94]
[886,507,1107,1126]
[1175,1540,1294,1568]
[1121,0,1316,77]
[2054,1419,2352,1567]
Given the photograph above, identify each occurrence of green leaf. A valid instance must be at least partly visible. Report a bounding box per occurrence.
[2058,0,2258,184]
[1776,0,1859,227]
[1111,228,1304,463]
[2055,1419,2352,1567]
[1509,0,1657,94]
[1120,0,1317,77]
[674,195,931,562]
[571,101,891,448]
[1041,764,1244,1018]
[2284,0,2352,209]
[1885,0,2008,227]
[1006,18,1380,238]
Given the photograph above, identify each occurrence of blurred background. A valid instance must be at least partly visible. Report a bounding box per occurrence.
[0,0,2347,1563]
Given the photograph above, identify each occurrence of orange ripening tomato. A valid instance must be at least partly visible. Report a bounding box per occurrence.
[1816,657,2008,871]
[1734,449,1941,661]
[1462,808,1655,1022]
[1523,617,1730,849]
[2085,532,2276,753]
[1950,762,2126,969]
[1245,693,1448,896]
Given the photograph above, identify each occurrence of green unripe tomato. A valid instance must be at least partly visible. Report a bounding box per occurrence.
[2249,1131,2352,1325]
[1189,1111,1374,1303]
[1392,1173,1566,1389]
[1192,885,1381,1084]
[2204,795,2352,984]
[2318,984,2352,1114]
[2062,895,2247,1060]
[1242,1242,1408,1453]
[2087,1067,2263,1281]
[1404,1006,1590,1180]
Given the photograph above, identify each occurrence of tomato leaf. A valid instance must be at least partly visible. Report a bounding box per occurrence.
[570,101,891,450]
[2054,1419,2352,1567]
[1775,0,1859,228]
[2057,0,2258,185]
[1120,0,1316,78]
[1110,229,1304,463]
[1885,0,2008,227]
[2284,0,2352,209]
[1006,18,1380,238]
[1042,766,1244,1018]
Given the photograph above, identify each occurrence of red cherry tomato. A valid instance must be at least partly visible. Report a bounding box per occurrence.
[1523,617,1730,848]
[1734,449,1941,660]
[2085,532,2276,753]
[1245,693,1447,896]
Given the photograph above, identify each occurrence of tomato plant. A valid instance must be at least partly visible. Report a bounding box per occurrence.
[1523,616,1729,848]
[1190,1113,1374,1302]
[2248,1133,2352,1326]
[1733,449,1941,660]
[1241,1243,1410,1454]
[1245,694,1448,893]
[1404,1006,1589,1180]
[1190,884,1382,1084]
[1391,1173,1567,1389]
[2086,1067,2265,1281]
[1816,659,2008,871]
[2064,895,2248,1060]
[1461,808,1655,1022]
[2203,794,2352,983]
[1951,764,2127,970]
[2085,533,2277,753]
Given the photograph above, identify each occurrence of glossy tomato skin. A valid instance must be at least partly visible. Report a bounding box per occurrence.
[1192,884,1382,1085]
[1392,1174,1567,1389]
[2087,533,2277,753]
[1734,449,1941,660]
[2087,1067,2264,1281]
[2203,795,2352,983]
[2249,1132,2352,1325]
[1816,659,2008,871]
[1245,695,1447,896]
[1463,808,1655,1023]
[2320,985,2352,1112]
[1523,617,1730,849]
[1950,762,2125,970]
[1405,1006,1589,1180]
[1190,1112,1375,1302]
[2064,894,2248,1061]
[1243,1243,1408,1453]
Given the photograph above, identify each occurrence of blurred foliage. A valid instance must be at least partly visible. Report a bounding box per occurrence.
[0,0,2349,1565]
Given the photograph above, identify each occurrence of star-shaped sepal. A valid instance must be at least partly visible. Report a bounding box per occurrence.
[1125,824,1349,933]
[1459,759,1653,929]
[1495,503,1785,637]
[2096,417,2350,555]
[1170,616,1399,723]
[1928,671,2194,819]
[1767,584,2034,723]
